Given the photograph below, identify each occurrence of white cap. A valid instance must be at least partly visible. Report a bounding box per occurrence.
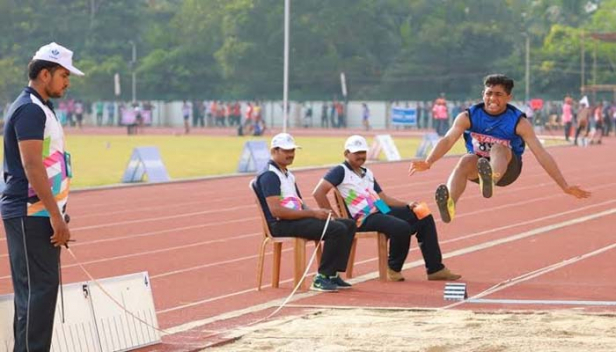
[32,42,85,76]
[345,135,369,153]
[271,133,301,150]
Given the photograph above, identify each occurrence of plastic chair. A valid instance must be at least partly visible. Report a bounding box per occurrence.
[250,180,322,291]
[332,188,388,281]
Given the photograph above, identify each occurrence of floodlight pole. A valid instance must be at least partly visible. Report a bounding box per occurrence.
[129,40,137,103]
[282,0,290,133]
[581,30,585,91]
[525,34,530,103]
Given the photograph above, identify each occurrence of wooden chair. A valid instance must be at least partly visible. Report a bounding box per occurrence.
[250,180,322,291]
[333,188,388,281]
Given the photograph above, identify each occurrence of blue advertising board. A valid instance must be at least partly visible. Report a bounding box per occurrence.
[391,107,417,126]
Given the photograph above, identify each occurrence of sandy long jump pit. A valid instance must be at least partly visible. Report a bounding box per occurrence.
[207,308,616,352]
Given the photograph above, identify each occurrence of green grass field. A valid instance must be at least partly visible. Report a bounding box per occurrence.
[0,134,565,188]
[63,135,464,187]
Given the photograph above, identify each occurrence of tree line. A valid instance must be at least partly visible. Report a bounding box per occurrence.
[1,0,615,103]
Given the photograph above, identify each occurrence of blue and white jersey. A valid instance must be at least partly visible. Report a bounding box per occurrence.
[2,87,70,220]
[255,160,304,224]
[463,103,526,158]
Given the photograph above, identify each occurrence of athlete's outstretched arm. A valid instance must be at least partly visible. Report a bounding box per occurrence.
[409,111,471,175]
[517,118,591,199]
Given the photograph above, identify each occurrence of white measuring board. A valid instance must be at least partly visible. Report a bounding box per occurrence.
[0,272,160,352]
[0,295,13,352]
[88,272,160,352]
[51,281,100,352]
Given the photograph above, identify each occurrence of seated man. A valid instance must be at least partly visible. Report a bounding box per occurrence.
[312,135,461,282]
[254,133,357,292]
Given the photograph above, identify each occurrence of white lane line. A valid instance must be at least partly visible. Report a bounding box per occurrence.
[0,172,610,253]
[2,192,614,281]
[337,198,616,268]
[443,241,616,310]
[32,162,616,231]
[467,299,616,306]
[0,167,607,252]
[438,208,616,263]
[0,173,616,253]
[68,170,616,232]
[72,164,616,225]
[73,209,258,232]
[72,157,616,212]
[76,201,254,220]
[149,246,293,280]
[439,197,616,244]
[158,207,616,336]
[0,234,271,280]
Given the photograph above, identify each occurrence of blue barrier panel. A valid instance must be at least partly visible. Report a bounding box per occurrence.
[122,146,170,183]
[237,141,270,173]
[391,107,417,126]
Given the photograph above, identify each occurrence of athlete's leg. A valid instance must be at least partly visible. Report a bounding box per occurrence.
[447,154,479,203]
[488,144,512,183]
[436,154,479,223]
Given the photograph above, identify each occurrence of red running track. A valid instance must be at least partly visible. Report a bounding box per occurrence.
[1,138,615,351]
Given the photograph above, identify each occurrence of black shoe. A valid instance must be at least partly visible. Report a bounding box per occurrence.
[310,274,338,292]
[477,158,494,198]
[330,274,352,289]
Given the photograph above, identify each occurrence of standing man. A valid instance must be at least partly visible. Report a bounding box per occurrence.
[73,99,84,129]
[409,74,590,224]
[106,101,115,126]
[361,103,371,131]
[254,133,356,292]
[2,42,83,351]
[182,100,191,134]
[313,135,461,282]
[321,102,329,128]
[95,101,104,126]
[432,97,450,136]
[561,96,573,142]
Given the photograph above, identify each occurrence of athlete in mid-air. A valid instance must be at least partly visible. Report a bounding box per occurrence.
[409,74,590,223]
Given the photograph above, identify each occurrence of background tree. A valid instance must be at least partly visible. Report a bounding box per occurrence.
[0,0,613,103]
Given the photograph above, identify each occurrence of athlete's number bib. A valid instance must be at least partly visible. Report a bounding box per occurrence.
[470,132,511,157]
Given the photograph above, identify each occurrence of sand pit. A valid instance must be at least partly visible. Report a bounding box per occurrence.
[207,308,616,351]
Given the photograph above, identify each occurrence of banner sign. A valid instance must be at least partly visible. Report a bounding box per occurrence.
[120,109,152,125]
[391,107,417,126]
